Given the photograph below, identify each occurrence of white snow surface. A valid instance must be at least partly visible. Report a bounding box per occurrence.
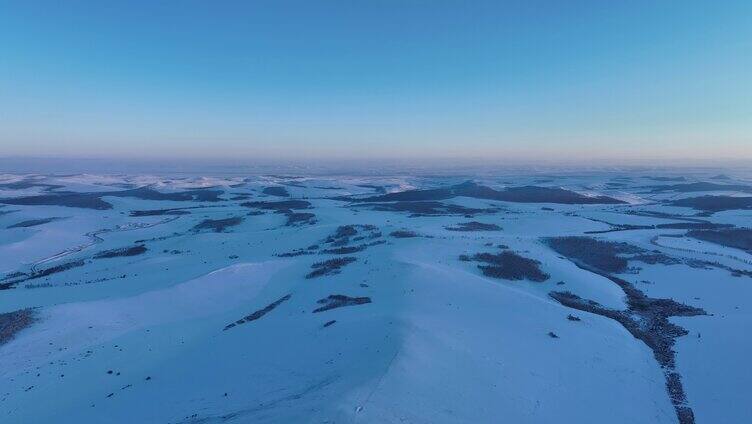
[0,172,750,423]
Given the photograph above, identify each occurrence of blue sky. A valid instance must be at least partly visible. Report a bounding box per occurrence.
[1,1,750,162]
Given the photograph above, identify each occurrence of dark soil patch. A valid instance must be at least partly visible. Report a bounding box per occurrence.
[313,295,371,313]
[223,294,292,330]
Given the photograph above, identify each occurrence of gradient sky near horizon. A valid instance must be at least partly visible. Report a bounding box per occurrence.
[1,0,750,162]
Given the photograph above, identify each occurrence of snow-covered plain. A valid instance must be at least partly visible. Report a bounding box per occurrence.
[1,171,751,423]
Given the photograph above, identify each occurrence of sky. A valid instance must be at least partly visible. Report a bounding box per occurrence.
[1,0,750,164]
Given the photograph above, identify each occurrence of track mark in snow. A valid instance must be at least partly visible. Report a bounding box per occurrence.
[28,216,180,273]
[174,375,338,423]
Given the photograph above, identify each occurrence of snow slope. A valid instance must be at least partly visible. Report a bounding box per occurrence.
[1,171,750,423]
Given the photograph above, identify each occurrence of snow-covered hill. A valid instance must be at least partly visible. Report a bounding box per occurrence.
[1,172,751,423]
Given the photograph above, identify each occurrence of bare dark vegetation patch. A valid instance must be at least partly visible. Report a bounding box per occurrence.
[390,230,420,238]
[656,222,733,230]
[0,308,36,345]
[644,176,687,182]
[670,195,752,213]
[545,237,676,274]
[356,184,387,194]
[109,187,224,203]
[686,228,752,252]
[348,181,625,205]
[223,294,291,330]
[549,287,703,424]
[321,245,365,254]
[285,212,316,227]
[0,187,224,210]
[262,186,290,197]
[323,224,381,246]
[30,259,86,280]
[465,251,549,282]
[0,179,63,191]
[129,207,198,217]
[94,245,147,259]
[241,200,312,211]
[313,295,371,313]
[548,240,706,424]
[0,192,112,209]
[622,210,709,223]
[7,217,64,228]
[276,246,317,257]
[306,257,357,279]
[648,182,752,194]
[446,221,501,232]
[585,219,733,234]
[280,225,382,256]
[192,217,243,233]
[321,240,385,255]
[353,201,497,217]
